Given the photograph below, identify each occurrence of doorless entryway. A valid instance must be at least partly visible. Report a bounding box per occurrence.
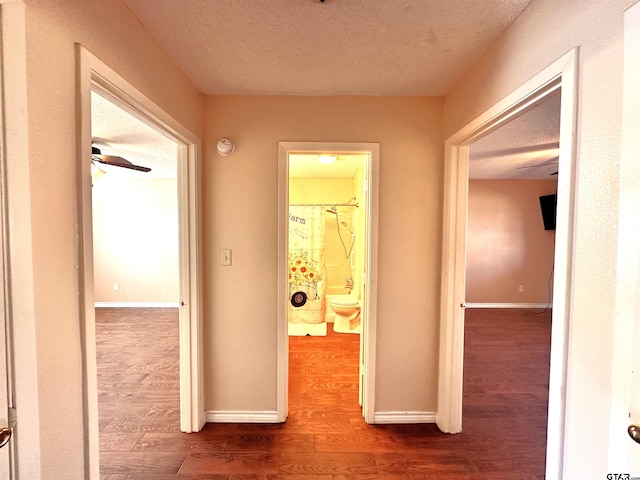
[277,142,379,423]
[76,46,203,478]
[437,48,579,480]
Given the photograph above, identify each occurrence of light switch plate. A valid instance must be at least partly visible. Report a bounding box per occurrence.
[220,249,232,266]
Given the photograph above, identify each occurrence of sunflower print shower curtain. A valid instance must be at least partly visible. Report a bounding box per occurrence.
[288,206,325,324]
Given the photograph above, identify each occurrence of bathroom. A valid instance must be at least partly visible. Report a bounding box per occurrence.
[288,153,368,337]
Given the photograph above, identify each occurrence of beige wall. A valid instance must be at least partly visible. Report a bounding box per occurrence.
[444,0,636,476]
[17,0,202,477]
[203,96,443,413]
[466,179,557,304]
[92,178,179,303]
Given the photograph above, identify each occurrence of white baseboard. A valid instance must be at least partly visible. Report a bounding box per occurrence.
[205,410,281,423]
[372,411,437,424]
[94,302,180,308]
[465,302,551,309]
[205,409,436,425]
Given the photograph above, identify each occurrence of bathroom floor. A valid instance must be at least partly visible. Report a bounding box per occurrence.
[97,307,550,479]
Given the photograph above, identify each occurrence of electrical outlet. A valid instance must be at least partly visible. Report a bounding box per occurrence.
[220,249,232,266]
[113,283,119,291]
[518,285,524,293]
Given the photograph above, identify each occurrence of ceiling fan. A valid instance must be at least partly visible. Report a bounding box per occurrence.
[91,146,151,172]
[515,157,558,176]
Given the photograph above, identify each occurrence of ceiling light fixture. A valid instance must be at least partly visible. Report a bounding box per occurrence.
[317,155,336,164]
[91,161,106,178]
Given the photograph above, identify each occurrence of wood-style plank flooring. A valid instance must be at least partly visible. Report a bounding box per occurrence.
[97,307,551,479]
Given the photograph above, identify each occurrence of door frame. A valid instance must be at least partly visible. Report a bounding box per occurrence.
[277,141,379,423]
[0,5,15,477]
[0,2,41,477]
[612,1,640,470]
[76,45,203,478]
[437,48,579,480]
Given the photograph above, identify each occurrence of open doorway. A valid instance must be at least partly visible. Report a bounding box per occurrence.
[76,45,203,477]
[91,90,181,473]
[287,153,367,412]
[277,142,379,423]
[461,90,561,476]
[437,48,578,480]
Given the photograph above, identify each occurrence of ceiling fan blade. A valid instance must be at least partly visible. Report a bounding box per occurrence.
[515,158,559,170]
[93,155,152,172]
[91,147,151,172]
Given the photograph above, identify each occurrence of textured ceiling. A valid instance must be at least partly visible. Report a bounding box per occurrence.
[121,0,532,96]
[469,90,561,180]
[92,0,560,181]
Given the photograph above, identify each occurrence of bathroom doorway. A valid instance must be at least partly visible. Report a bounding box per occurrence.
[277,142,379,423]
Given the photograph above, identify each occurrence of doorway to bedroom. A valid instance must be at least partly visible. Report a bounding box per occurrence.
[91,90,182,474]
[437,49,578,479]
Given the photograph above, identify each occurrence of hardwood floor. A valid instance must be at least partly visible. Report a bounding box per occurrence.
[97,307,551,479]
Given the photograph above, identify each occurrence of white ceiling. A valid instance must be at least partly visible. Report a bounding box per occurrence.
[92,0,560,180]
[121,0,532,96]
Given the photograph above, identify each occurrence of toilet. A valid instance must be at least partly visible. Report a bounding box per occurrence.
[329,295,361,334]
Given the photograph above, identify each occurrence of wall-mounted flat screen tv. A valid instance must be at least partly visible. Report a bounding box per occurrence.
[539,194,557,231]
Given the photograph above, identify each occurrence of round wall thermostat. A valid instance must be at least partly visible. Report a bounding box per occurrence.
[216,138,235,156]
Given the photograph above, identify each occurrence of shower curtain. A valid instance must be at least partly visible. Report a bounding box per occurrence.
[288,206,325,324]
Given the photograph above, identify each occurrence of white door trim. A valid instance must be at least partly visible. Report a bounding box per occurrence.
[1,3,41,478]
[0,5,15,477]
[437,48,579,480]
[612,1,640,470]
[277,141,379,423]
[76,45,203,478]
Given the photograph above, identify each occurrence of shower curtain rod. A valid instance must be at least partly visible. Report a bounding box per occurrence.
[290,202,358,208]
